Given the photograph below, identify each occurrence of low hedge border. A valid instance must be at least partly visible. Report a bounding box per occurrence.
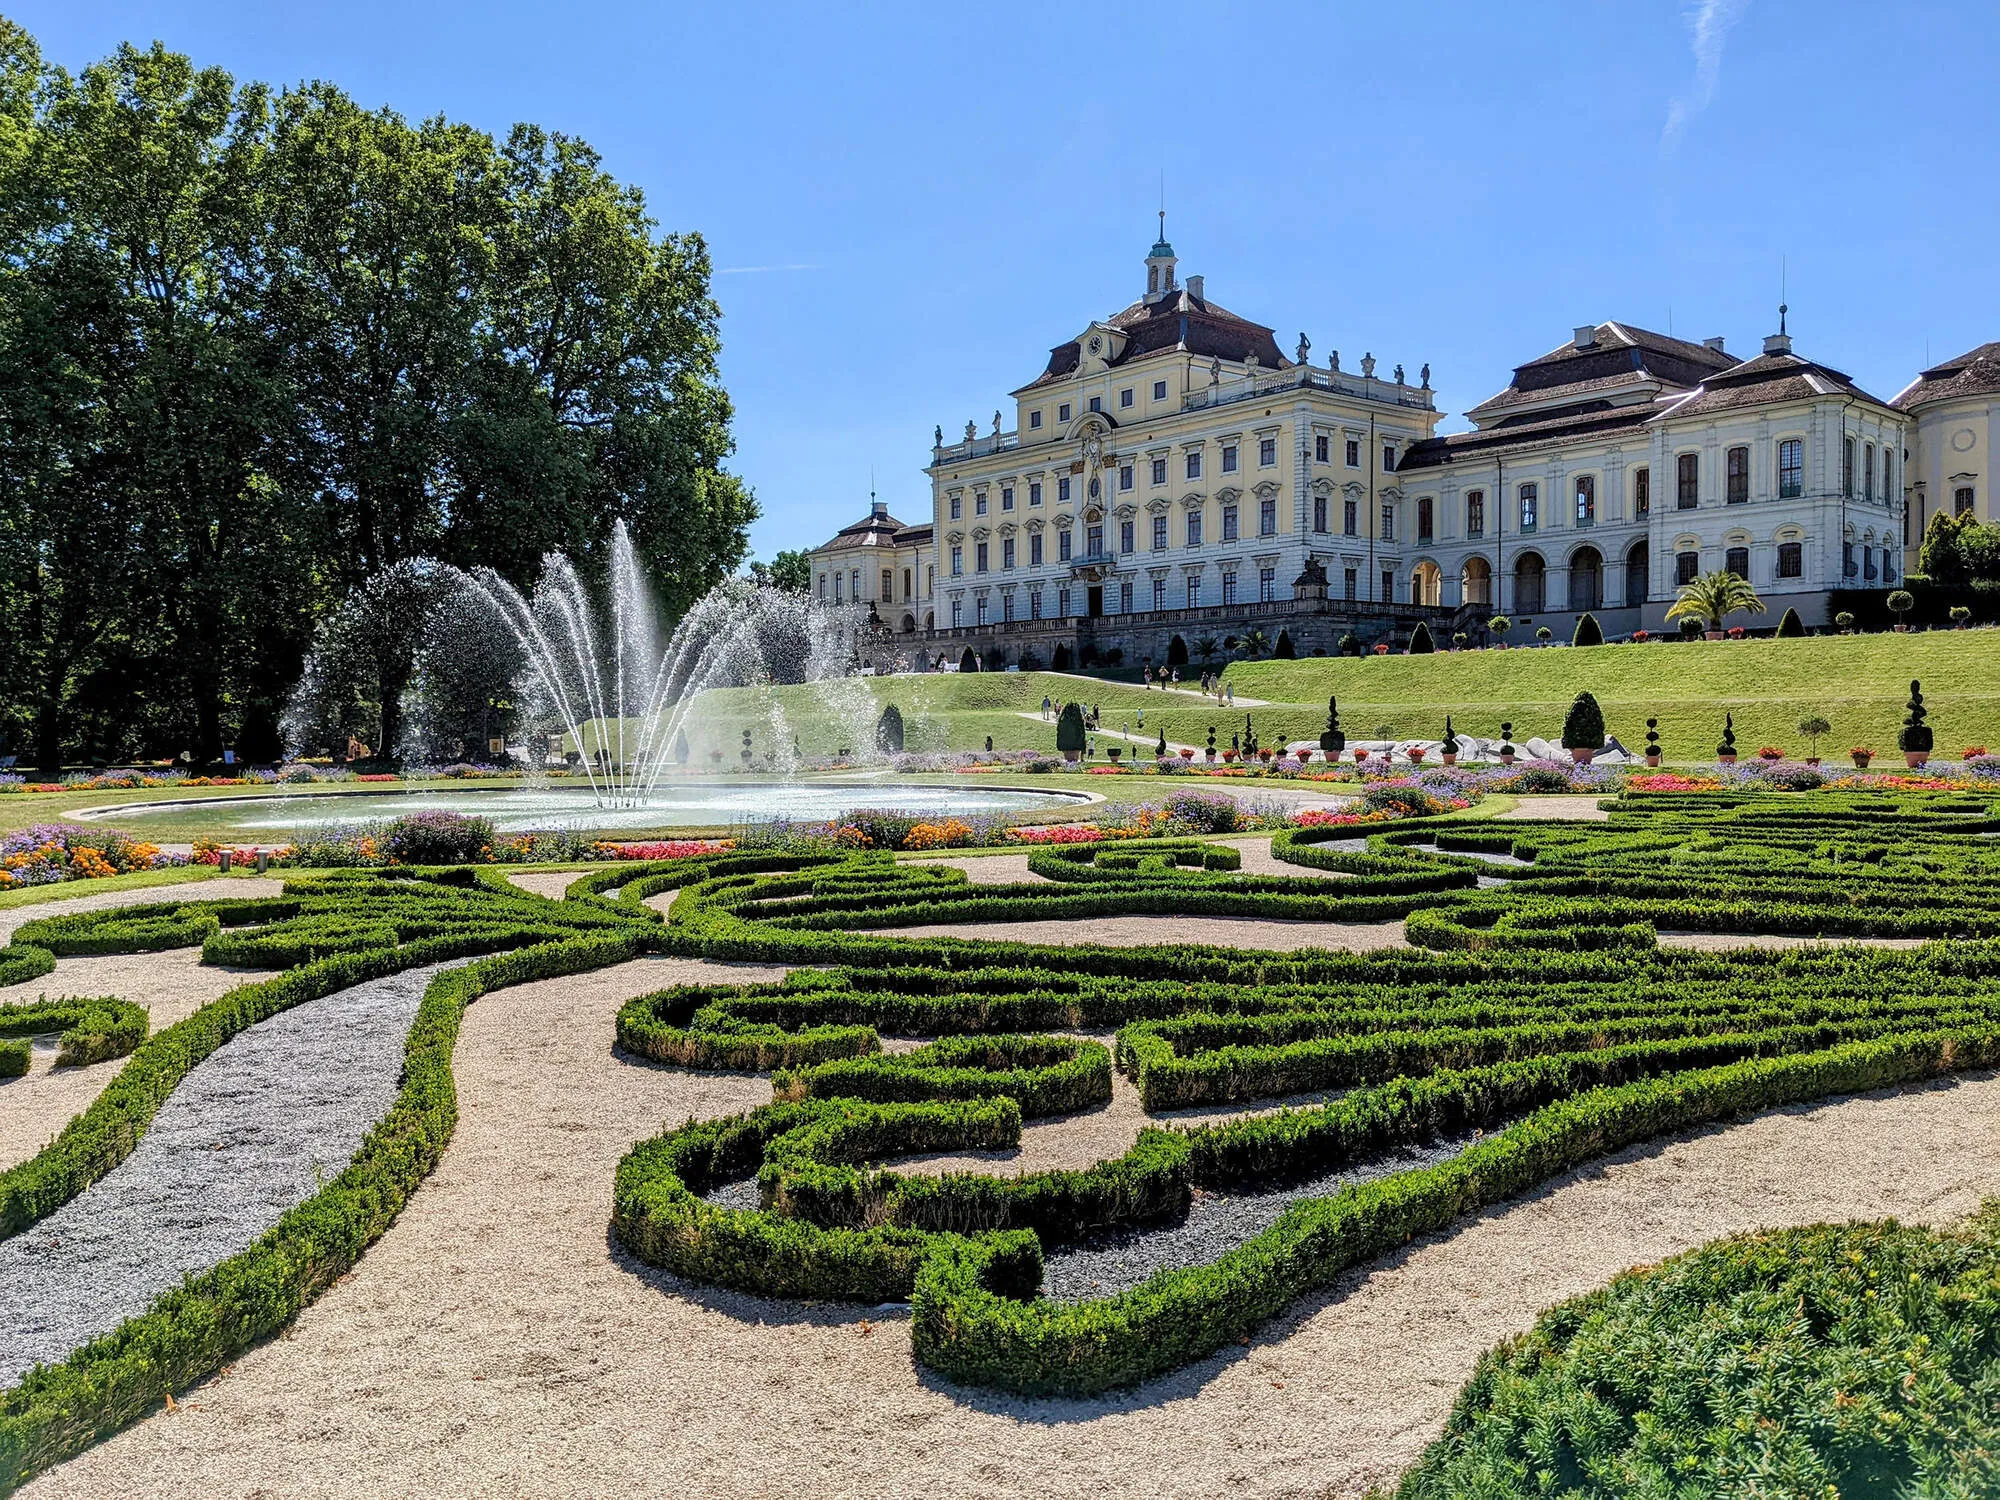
[0,997,148,1076]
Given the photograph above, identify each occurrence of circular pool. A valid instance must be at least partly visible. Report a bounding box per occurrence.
[86,780,1100,836]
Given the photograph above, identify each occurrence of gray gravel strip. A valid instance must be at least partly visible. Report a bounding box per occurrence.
[1040,1133,1479,1301]
[0,961,458,1387]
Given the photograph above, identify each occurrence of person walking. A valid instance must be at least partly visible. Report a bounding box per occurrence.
[1041,693,1052,721]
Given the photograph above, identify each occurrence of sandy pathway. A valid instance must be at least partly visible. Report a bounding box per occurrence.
[0,876,281,943]
[22,945,2000,1500]
[900,852,1049,885]
[1658,931,1931,952]
[863,913,1408,952]
[503,870,588,900]
[0,949,256,1171]
[1493,795,1609,822]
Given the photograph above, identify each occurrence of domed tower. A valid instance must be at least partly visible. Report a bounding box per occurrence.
[1143,212,1177,305]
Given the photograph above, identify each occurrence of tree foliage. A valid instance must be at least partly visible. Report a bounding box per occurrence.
[1665,569,1766,633]
[0,19,753,770]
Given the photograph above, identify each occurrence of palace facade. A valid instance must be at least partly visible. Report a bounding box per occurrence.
[809,231,1998,668]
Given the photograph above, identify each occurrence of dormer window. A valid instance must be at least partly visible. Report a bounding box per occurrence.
[1153,380,1167,400]
[1029,410,1042,430]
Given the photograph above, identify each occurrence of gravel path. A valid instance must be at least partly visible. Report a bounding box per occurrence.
[22,939,2000,1500]
[864,913,1408,952]
[901,853,1049,885]
[503,870,586,900]
[0,948,254,1172]
[0,961,456,1387]
[0,876,281,943]
[1493,795,1609,822]
[1041,1135,1477,1300]
[1657,931,1931,951]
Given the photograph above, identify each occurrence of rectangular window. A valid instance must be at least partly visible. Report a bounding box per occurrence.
[1258,566,1276,603]
[1466,490,1485,537]
[816,574,826,598]
[1343,567,1357,601]
[1058,476,1071,504]
[1119,519,1134,552]
[1087,523,1103,555]
[833,574,843,603]
[1119,580,1133,611]
[1001,486,1014,511]
[1058,529,1072,562]
[882,568,893,599]
[1119,464,1133,491]
[1221,444,1238,474]
[1029,481,1042,506]
[1311,496,1326,533]
[1030,533,1043,566]
[1380,503,1395,542]
[1677,452,1700,508]
[974,492,987,516]
[1057,403,1071,422]
[1151,457,1167,486]
[1260,497,1277,535]
[1259,437,1277,466]
[1634,466,1650,517]
[1575,475,1595,524]
[950,546,963,577]
[1315,434,1330,463]
[1778,439,1804,498]
[1186,450,1203,480]
[1030,589,1043,619]
[1343,498,1358,536]
[1152,516,1168,550]
[1518,482,1539,532]
[975,596,988,626]
[1222,571,1238,605]
[1186,576,1202,608]
[1418,496,1434,543]
[1119,388,1134,408]
[1676,550,1699,585]
[1382,443,1395,472]
[1058,587,1071,616]
[1151,577,1166,610]
[1001,538,1015,570]
[1029,410,1042,430]
[1726,446,1748,504]
[975,542,988,573]
[950,599,962,627]
[949,496,962,520]
[1777,541,1802,578]
[1002,591,1015,621]
[1843,437,1855,497]
[1864,444,1875,502]
[1345,438,1361,467]
[1726,546,1750,579]
[1223,505,1239,541]
[1087,396,1101,413]
[1187,512,1202,547]
[1882,451,1893,502]
[1383,568,1395,602]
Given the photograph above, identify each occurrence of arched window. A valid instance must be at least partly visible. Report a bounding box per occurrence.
[1864,443,1875,501]
[1625,539,1649,604]
[1461,555,1492,606]
[1568,547,1603,611]
[1725,546,1749,579]
[1843,437,1855,497]
[1513,552,1546,613]
[1777,541,1803,578]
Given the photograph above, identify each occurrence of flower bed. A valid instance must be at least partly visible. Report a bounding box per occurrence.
[0,825,186,889]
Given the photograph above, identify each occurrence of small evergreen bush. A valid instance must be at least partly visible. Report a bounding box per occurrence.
[1406,620,1436,654]
[1571,612,1603,647]
[1561,692,1606,752]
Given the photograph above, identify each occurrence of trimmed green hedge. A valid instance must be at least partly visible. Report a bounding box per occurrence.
[0,996,148,1075]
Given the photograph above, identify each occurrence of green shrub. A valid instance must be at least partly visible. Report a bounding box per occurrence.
[1901,678,1934,754]
[1570,612,1603,647]
[1406,620,1435,654]
[1560,691,1606,751]
[1776,605,1805,637]
[384,810,494,864]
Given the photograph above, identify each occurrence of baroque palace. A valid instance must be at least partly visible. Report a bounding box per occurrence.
[809,226,1999,668]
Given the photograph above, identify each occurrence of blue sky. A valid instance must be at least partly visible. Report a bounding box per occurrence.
[18,1,1998,565]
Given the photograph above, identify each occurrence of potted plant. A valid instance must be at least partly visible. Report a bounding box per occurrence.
[1667,568,1767,641]
[1964,745,1990,761]
[1725,625,1747,640]
[1950,605,1973,629]
[1535,625,1553,644]
[1106,745,1122,763]
[1716,712,1738,765]
[1834,611,1856,634]
[1221,748,1238,763]
[1644,717,1661,768]
[1632,629,1651,642]
[1440,714,1458,767]
[1562,691,1606,767]
[1899,678,1932,766]
[1352,746,1369,765]
[1498,721,1516,766]
[1452,632,1469,650]
[1851,746,1875,769]
[1257,746,1274,764]
[1757,746,1785,762]
[1887,590,1915,632]
[1796,714,1831,767]
[1178,746,1194,761]
[1318,696,1345,763]
[1487,615,1512,648]
[1056,702,1086,764]
[1205,726,1218,763]
[1405,743,1428,765]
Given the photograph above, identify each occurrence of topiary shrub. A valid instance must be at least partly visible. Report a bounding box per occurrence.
[1900,679,1933,755]
[1487,615,1511,640]
[1561,692,1606,752]
[876,704,905,754]
[1775,606,1805,638]
[1055,703,1086,759]
[1406,620,1436,654]
[959,646,978,674]
[672,729,690,766]
[1273,629,1295,659]
[1717,712,1737,759]
[1338,633,1362,657]
[1887,589,1915,628]
[1571,612,1603,647]
[384,810,494,864]
[1318,696,1345,757]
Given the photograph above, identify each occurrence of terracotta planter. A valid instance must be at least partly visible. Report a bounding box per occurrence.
[1704,630,1724,641]
[1352,749,1368,764]
[1441,751,1457,767]
[1499,749,1515,765]
[1851,754,1873,769]
[1894,624,1910,633]
[1717,752,1738,765]
[1570,746,1596,767]
[1205,751,1216,763]
[1644,751,1661,768]
[1804,756,1821,767]
[1904,751,1928,767]
[1063,749,1080,764]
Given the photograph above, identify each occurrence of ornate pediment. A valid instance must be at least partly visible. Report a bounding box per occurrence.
[1145,496,1172,516]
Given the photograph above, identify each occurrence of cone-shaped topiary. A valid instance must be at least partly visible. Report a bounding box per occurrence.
[1055,702,1086,758]
[1776,607,1805,638]
[1273,629,1295,659]
[1718,712,1737,758]
[672,729,690,766]
[1319,696,1345,756]
[1561,691,1606,751]
[876,704,904,754]
[1443,714,1456,754]
[1407,620,1436,654]
[1156,728,1168,758]
[1900,680,1933,754]
[959,646,978,673]
[1571,612,1604,647]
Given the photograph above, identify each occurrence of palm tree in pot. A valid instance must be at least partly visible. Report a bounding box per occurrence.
[1665,569,1766,640]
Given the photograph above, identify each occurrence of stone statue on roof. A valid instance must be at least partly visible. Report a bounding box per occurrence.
[934,424,943,447]
[1209,355,1221,385]
[1420,363,1431,389]
[1329,349,1340,372]
[1394,363,1405,386]
[1296,332,1310,365]
[1361,352,1376,378]
[964,419,977,442]
[992,410,1001,435]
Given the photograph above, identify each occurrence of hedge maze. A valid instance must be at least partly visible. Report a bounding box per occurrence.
[4,788,2000,1491]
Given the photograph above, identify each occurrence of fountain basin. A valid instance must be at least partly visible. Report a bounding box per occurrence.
[80,780,1101,837]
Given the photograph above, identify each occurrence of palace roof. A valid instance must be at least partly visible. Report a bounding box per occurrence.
[817,506,929,554]
[1890,342,2000,410]
[1020,287,1285,392]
